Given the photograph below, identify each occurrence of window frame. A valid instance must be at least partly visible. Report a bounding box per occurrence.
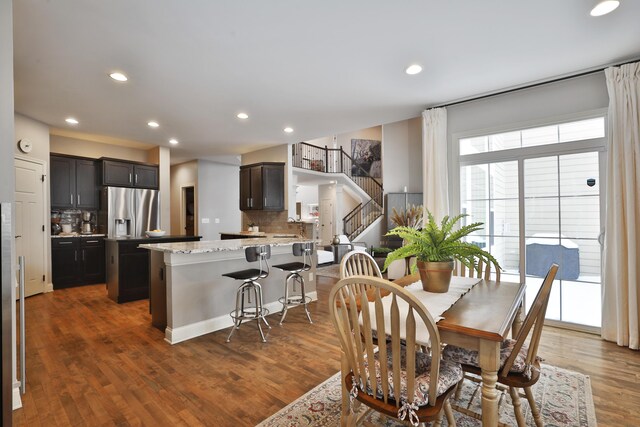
[450,108,607,334]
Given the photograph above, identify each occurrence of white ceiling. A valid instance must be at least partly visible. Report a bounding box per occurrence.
[13,1,640,164]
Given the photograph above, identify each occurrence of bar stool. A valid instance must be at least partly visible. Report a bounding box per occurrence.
[222,245,271,343]
[273,242,313,325]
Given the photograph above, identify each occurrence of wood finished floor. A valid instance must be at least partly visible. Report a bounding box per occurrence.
[13,276,640,426]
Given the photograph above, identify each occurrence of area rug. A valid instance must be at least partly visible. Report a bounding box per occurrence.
[257,364,597,426]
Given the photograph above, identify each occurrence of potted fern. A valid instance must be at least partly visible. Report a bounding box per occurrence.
[383,211,500,293]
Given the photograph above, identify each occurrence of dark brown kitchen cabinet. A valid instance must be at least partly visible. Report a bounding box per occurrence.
[50,155,99,210]
[239,162,284,211]
[102,160,134,187]
[106,235,201,303]
[51,237,105,289]
[101,160,159,189]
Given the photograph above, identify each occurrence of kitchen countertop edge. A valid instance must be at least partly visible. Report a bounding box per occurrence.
[51,233,106,239]
[139,237,313,254]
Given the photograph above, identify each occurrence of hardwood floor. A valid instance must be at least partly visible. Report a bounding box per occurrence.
[13,277,640,426]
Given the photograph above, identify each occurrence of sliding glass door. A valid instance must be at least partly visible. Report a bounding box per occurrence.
[458,116,606,330]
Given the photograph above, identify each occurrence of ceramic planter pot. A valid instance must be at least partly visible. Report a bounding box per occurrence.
[416,260,454,293]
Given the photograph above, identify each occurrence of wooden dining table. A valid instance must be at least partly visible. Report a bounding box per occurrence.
[392,273,526,427]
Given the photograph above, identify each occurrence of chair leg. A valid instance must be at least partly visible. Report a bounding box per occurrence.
[454,377,464,401]
[299,274,313,323]
[279,275,291,325]
[444,400,456,426]
[340,354,356,427]
[433,410,444,427]
[508,386,526,427]
[226,283,245,343]
[253,285,267,342]
[254,282,270,328]
[524,386,543,427]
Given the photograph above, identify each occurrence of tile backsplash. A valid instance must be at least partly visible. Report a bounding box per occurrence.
[51,209,98,234]
[242,211,316,239]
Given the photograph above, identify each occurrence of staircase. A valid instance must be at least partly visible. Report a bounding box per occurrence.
[292,142,383,240]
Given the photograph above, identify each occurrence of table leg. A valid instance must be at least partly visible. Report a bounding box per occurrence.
[512,302,524,338]
[479,340,501,427]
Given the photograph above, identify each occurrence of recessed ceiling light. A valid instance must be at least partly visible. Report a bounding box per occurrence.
[405,64,423,75]
[283,127,294,133]
[65,117,79,125]
[590,0,620,16]
[147,121,159,128]
[169,138,179,145]
[109,72,128,82]
[237,113,249,120]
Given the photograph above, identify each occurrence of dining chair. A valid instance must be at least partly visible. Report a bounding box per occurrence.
[340,250,382,279]
[454,257,501,282]
[443,263,559,427]
[329,275,462,426]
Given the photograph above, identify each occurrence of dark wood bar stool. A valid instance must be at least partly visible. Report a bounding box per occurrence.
[272,242,313,325]
[222,245,271,343]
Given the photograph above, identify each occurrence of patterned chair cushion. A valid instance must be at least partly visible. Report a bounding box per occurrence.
[360,343,463,407]
[442,338,538,377]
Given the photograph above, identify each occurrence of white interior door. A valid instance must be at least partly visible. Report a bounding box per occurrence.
[15,157,46,297]
[320,198,334,245]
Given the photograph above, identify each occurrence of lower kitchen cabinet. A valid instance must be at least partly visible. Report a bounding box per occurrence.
[106,235,201,303]
[51,237,105,289]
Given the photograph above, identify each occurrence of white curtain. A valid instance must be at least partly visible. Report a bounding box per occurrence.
[422,108,449,220]
[602,63,640,350]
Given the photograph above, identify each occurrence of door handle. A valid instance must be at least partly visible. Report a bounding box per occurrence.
[15,235,21,239]
[77,194,80,205]
[82,250,85,261]
[74,250,78,262]
[129,173,132,183]
[70,194,73,205]
[135,174,138,184]
[264,197,267,206]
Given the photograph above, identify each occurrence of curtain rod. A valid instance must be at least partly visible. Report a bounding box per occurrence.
[430,57,640,109]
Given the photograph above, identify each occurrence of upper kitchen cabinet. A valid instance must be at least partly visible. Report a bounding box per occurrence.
[101,159,159,189]
[239,162,284,211]
[50,155,99,210]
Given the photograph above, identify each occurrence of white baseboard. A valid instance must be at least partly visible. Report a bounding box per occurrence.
[165,291,318,345]
[12,384,22,410]
[45,282,54,293]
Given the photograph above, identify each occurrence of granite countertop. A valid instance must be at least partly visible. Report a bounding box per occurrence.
[139,237,312,254]
[51,233,106,238]
[220,231,299,238]
[105,235,201,242]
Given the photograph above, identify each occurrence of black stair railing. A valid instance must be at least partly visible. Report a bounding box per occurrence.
[292,142,383,202]
[292,141,384,240]
[342,195,383,240]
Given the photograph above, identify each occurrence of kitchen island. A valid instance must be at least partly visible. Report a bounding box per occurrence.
[106,235,201,303]
[139,237,316,344]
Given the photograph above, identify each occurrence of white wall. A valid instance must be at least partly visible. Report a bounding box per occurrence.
[14,114,50,161]
[147,146,171,232]
[295,185,318,220]
[170,161,198,235]
[382,117,422,193]
[50,135,150,162]
[197,160,241,240]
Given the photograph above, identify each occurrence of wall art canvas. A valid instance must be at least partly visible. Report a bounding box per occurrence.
[351,139,381,177]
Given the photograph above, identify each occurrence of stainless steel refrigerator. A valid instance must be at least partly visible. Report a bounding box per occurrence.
[100,187,160,238]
